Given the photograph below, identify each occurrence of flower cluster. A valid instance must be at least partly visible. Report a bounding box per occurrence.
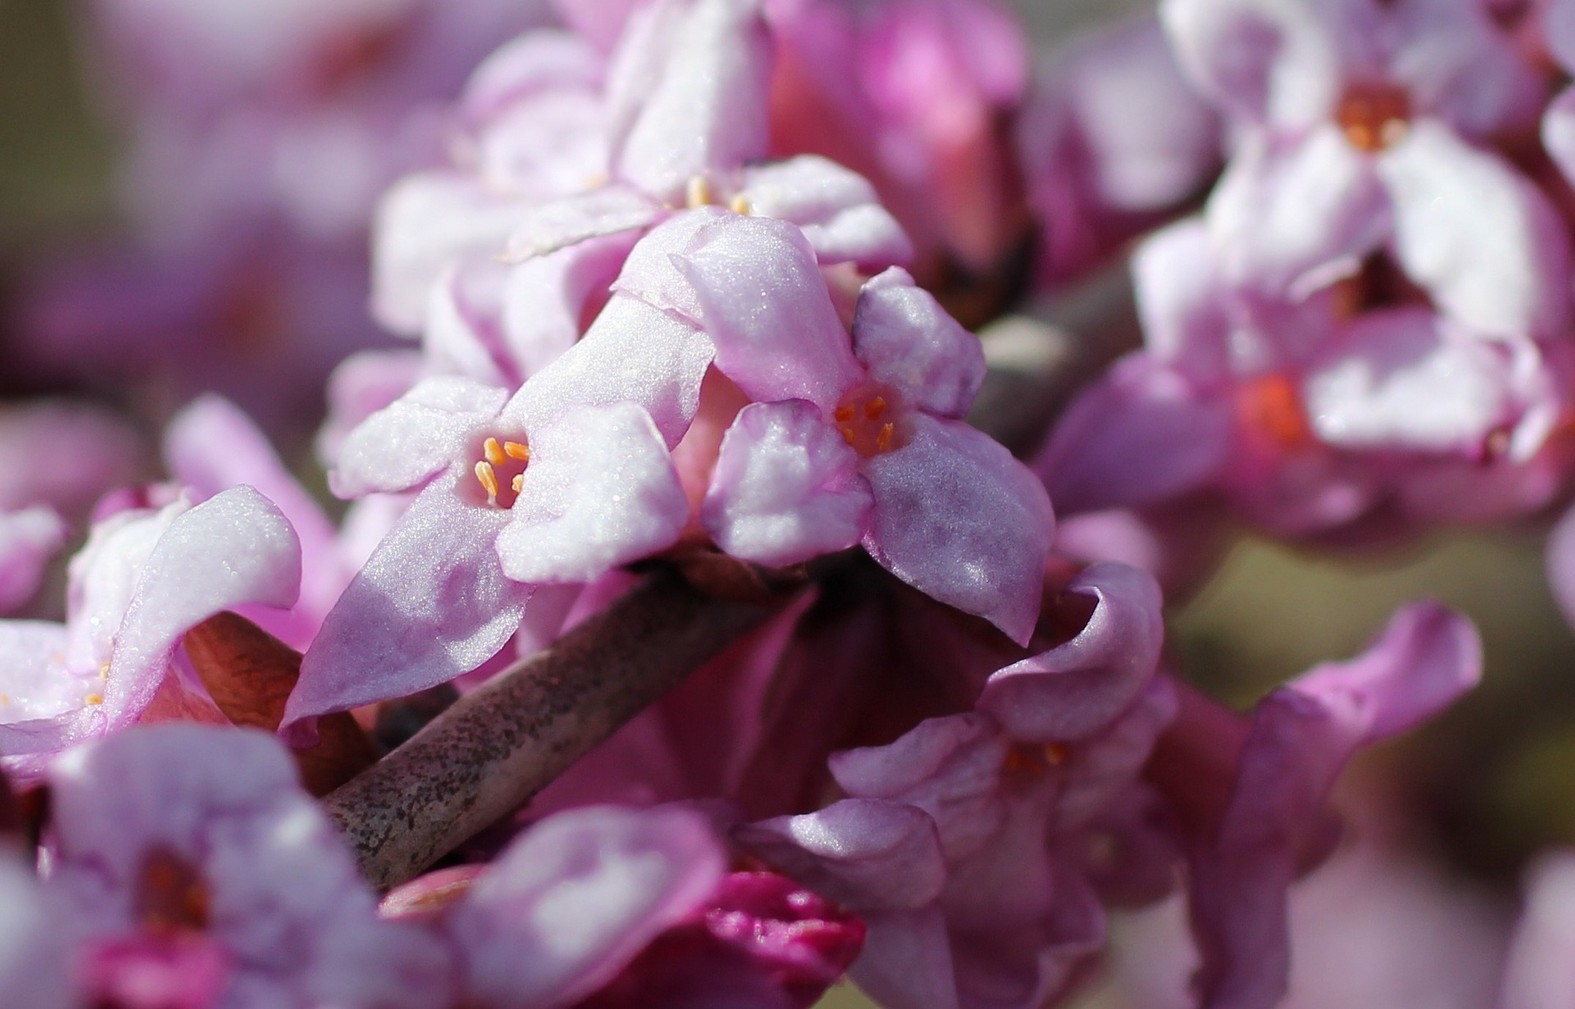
[5,0,1568,1008]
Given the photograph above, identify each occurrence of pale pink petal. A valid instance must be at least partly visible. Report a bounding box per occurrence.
[496,403,688,584]
[702,400,873,567]
[851,267,984,419]
[504,293,712,447]
[108,485,302,718]
[605,0,772,199]
[1542,86,1575,190]
[0,508,67,613]
[1501,852,1575,1009]
[1208,128,1388,300]
[1302,308,1516,451]
[331,377,508,499]
[503,186,662,261]
[1379,120,1571,339]
[736,156,914,268]
[1159,0,1346,130]
[863,414,1053,645]
[285,488,530,723]
[451,805,725,1008]
[499,230,642,378]
[672,214,862,407]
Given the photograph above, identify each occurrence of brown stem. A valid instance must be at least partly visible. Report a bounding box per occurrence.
[321,569,775,889]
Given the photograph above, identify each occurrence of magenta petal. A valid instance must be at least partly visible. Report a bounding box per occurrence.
[672,214,863,407]
[851,908,962,1009]
[109,486,301,717]
[737,156,914,268]
[605,0,772,199]
[977,563,1164,742]
[702,401,873,567]
[451,805,725,1008]
[1189,603,1482,1009]
[863,415,1053,645]
[852,268,985,420]
[1380,121,1571,340]
[495,403,688,584]
[331,377,508,499]
[738,799,948,912]
[285,487,530,723]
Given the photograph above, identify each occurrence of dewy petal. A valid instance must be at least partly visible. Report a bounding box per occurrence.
[862,414,1053,645]
[604,0,772,199]
[1379,120,1572,340]
[1159,0,1345,130]
[495,403,688,585]
[499,230,642,379]
[736,155,914,268]
[1207,127,1388,300]
[851,268,985,420]
[505,292,713,448]
[977,563,1165,743]
[1189,602,1481,1009]
[702,400,874,568]
[0,507,66,613]
[0,621,79,725]
[503,186,663,262]
[331,376,509,499]
[107,486,302,719]
[285,486,530,724]
[1302,308,1515,451]
[450,805,725,1008]
[672,214,863,408]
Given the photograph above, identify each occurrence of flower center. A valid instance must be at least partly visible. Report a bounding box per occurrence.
[1335,81,1412,152]
[1002,742,1070,776]
[134,846,211,935]
[1236,373,1314,450]
[685,174,752,215]
[472,436,531,509]
[832,385,909,458]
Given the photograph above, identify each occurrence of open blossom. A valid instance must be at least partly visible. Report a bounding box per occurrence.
[45,724,447,1009]
[623,210,1053,643]
[0,487,301,778]
[285,276,712,722]
[1163,0,1566,341]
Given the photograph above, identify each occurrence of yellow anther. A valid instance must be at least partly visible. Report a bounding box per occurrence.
[483,437,507,466]
[474,460,500,502]
[84,694,104,706]
[833,405,855,423]
[503,440,531,462]
[99,662,111,681]
[728,193,752,216]
[875,423,894,453]
[686,175,714,208]
[865,396,887,420]
[511,473,524,494]
[0,693,10,705]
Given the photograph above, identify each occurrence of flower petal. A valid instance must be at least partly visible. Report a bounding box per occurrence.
[1380,120,1571,339]
[496,403,688,584]
[736,155,914,268]
[852,268,985,419]
[977,563,1165,742]
[503,186,662,261]
[863,414,1053,645]
[702,400,873,567]
[285,487,530,723]
[331,377,508,500]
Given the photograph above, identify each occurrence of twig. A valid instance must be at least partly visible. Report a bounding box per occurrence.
[321,569,773,888]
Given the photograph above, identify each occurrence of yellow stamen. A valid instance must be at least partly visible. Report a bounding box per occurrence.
[686,175,714,208]
[728,193,752,216]
[875,423,894,453]
[511,473,524,494]
[483,437,507,467]
[503,440,531,462]
[84,694,103,706]
[474,460,500,502]
[833,404,855,423]
[864,396,887,420]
